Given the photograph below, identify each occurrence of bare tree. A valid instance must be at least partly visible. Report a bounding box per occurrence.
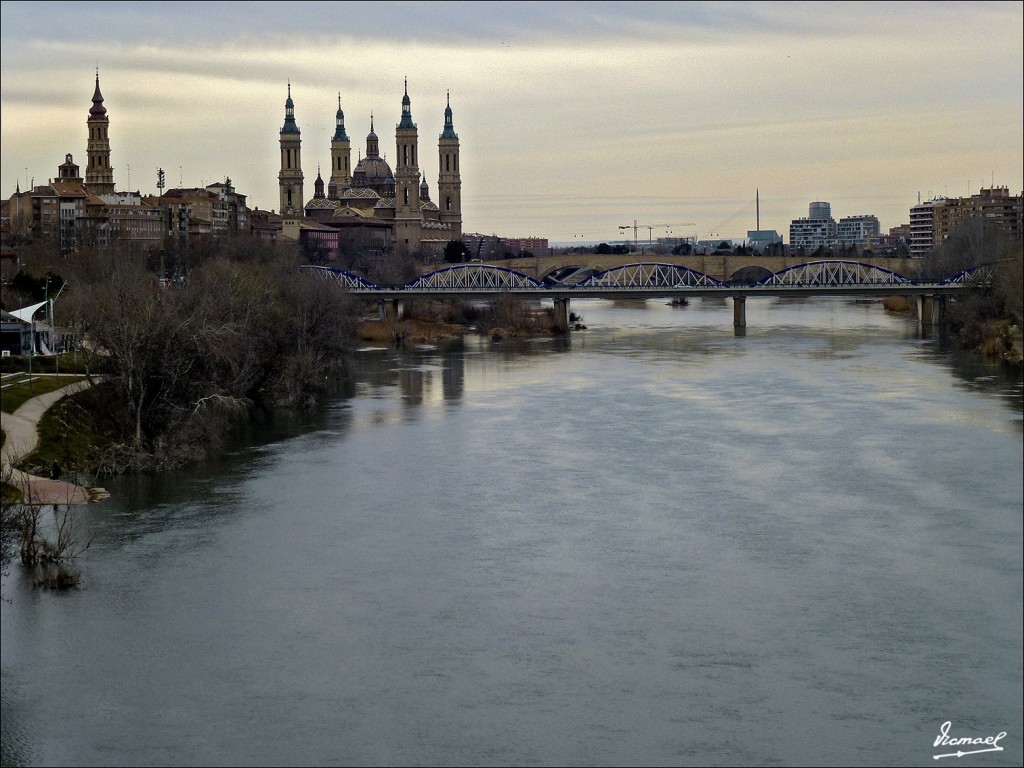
[55,243,362,469]
[1,464,93,591]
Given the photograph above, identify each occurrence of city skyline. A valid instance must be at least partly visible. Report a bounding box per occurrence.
[1,1,1022,244]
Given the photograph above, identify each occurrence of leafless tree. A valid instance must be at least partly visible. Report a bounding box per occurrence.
[54,243,360,469]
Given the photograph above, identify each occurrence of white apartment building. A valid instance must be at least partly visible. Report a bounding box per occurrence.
[790,202,881,252]
[836,215,881,246]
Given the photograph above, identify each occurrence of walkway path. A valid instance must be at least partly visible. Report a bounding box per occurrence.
[1,380,109,504]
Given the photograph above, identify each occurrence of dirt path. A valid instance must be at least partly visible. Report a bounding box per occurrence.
[1,381,110,504]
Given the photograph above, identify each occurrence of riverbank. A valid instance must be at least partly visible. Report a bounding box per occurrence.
[357,317,471,345]
[882,295,1023,367]
[0,381,109,504]
[356,298,561,345]
[357,317,559,344]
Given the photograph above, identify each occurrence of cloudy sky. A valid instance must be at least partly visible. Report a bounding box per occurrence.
[2,1,1021,243]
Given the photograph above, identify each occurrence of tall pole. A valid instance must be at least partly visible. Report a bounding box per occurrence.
[45,276,50,354]
[157,168,166,280]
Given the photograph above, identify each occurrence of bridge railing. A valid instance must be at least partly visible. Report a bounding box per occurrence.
[404,265,546,291]
[302,261,991,293]
[756,260,912,287]
[939,264,994,286]
[577,262,723,289]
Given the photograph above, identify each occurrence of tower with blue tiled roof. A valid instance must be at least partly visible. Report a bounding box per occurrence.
[394,78,421,255]
[437,90,462,239]
[329,93,351,197]
[278,83,304,216]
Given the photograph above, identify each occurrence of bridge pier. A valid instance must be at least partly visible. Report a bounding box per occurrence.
[732,296,746,329]
[378,298,401,322]
[553,298,570,333]
[918,294,947,330]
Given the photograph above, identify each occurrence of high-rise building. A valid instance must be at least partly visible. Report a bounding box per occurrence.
[909,198,951,257]
[790,202,883,252]
[908,187,1022,256]
[789,201,836,251]
[808,201,831,221]
[836,215,881,246]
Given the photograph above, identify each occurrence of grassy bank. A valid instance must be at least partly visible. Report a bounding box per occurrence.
[15,383,119,476]
[1,374,86,414]
[0,352,95,375]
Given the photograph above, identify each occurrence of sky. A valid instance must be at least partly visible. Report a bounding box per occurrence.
[1,1,1022,244]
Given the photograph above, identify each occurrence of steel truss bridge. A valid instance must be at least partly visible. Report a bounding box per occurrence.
[304,260,992,330]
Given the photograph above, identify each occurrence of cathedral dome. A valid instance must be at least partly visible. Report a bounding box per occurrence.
[353,154,395,196]
[354,155,392,179]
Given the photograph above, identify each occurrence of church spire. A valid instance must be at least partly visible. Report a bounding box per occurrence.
[89,69,107,117]
[330,92,352,191]
[333,93,348,141]
[437,89,462,238]
[398,77,415,129]
[282,81,299,133]
[313,165,324,199]
[278,83,304,215]
[366,113,379,157]
[86,69,115,194]
[441,88,457,139]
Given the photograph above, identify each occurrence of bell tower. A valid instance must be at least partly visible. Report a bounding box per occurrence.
[394,78,421,255]
[437,90,462,239]
[278,83,304,216]
[86,70,115,195]
[329,94,351,196]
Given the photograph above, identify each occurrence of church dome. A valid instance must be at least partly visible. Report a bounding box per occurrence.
[354,155,392,179]
[353,155,395,196]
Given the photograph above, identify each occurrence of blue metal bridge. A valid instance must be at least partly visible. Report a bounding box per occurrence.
[303,260,992,330]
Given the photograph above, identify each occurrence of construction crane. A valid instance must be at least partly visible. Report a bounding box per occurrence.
[619,221,696,245]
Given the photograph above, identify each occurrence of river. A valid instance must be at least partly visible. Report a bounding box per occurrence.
[2,297,1022,767]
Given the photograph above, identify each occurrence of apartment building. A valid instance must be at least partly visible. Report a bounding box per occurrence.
[908,187,1023,256]
[835,215,881,246]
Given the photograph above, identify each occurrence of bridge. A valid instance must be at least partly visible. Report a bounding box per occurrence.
[480,251,923,285]
[304,260,991,332]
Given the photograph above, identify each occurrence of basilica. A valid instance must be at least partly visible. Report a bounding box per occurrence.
[279,81,463,258]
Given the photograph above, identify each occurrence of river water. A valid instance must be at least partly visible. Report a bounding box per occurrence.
[2,297,1022,767]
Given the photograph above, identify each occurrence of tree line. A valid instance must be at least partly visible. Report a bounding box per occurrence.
[920,219,1023,358]
[10,238,360,471]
